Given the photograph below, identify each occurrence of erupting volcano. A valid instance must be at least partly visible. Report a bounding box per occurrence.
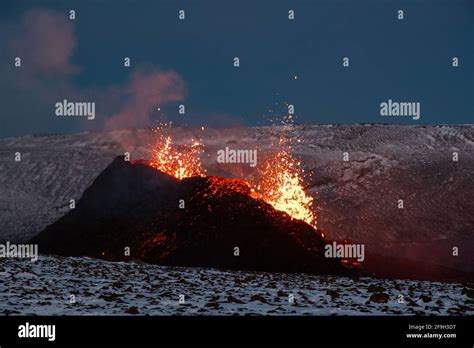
[31,124,349,275]
[146,124,317,229]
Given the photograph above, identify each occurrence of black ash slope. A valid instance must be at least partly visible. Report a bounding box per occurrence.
[31,156,349,275]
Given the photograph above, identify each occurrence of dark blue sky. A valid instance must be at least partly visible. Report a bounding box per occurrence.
[0,0,473,138]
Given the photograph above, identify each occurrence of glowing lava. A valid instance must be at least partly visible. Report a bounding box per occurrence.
[149,124,206,180]
[254,148,316,228]
[147,122,316,229]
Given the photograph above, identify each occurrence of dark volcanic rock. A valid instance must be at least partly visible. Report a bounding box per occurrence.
[125,306,139,315]
[31,156,348,275]
[461,288,474,299]
[368,293,390,304]
[326,289,340,299]
[367,284,386,293]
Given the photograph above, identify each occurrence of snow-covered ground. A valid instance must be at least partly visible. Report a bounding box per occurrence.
[0,256,472,316]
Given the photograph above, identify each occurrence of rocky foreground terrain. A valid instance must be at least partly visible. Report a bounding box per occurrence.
[0,256,472,316]
[0,124,473,279]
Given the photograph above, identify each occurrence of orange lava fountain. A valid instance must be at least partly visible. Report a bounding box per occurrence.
[253,106,317,229]
[253,147,317,229]
[148,124,206,179]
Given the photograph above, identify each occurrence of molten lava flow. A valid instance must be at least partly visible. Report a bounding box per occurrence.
[149,125,206,180]
[254,149,316,229]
